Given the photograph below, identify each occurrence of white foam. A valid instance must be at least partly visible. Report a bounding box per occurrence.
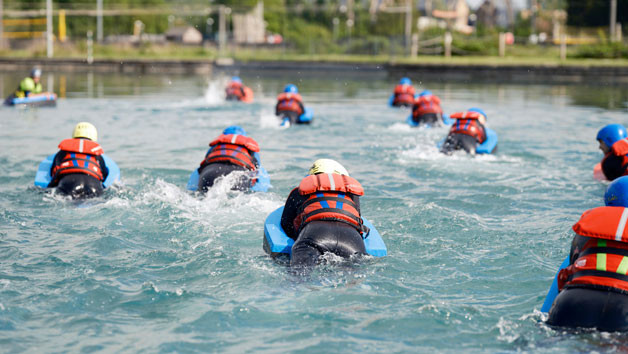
[203,79,227,105]
[259,111,282,129]
[133,177,282,230]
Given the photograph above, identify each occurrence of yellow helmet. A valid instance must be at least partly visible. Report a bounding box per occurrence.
[72,122,98,142]
[308,159,349,176]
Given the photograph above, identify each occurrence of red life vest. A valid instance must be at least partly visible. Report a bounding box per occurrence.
[393,84,416,106]
[601,138,628,179]
[225,82,245,99]
[276,93,304,115]
[293,173,365,233]
[51,138,105,181]
[558,206,628,293]
[449,111,486,144]
[412,95,443,117]
[201,134,260,171]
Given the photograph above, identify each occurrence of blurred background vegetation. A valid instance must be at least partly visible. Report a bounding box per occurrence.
[2,0,627,60]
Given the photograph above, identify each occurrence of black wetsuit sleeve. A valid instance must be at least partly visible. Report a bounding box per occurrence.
[569,234,589,264]
[602,154,628,181]
[351,194,361,215]
[281,188,306,240]
[479,124,487,143]
[250,151,259,168]
[275,102,280,115]
[97,155,109,180]
[48,151,63,187]
[298,101,305,114]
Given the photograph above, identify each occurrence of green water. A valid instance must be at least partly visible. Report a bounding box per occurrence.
[1,70,628,352]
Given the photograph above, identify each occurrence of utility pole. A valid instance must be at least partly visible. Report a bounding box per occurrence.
[218,5,226,56]
[97,0,103,42]
[46,0,53,58]
[347,0,354,37]
[505,0,514,32]
[405,0,412,53]
[530,0,537,35]
[610,0,617,41]
[0,0,4,49]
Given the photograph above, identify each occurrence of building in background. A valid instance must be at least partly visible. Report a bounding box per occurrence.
[165,26,203,45]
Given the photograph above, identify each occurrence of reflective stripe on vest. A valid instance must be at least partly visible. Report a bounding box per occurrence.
[572,207,628,242]
[58,138,103,156]
[201,134,259,170]
[566,208,628,293]
[203,143,256,170]
[52,152,104,181]
[567,239,628,293]
[294,173,364,233]
[296,191,362,232]
[450,119,486,143]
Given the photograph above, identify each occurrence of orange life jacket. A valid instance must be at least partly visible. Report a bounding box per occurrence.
[393,84,416,106]
[558,206,628,293]
[293,173,365,233]
[276,93,304,115]
[601,138,628,179]
[225,82,245,99]
[412,95,443,117]
[201,134,260,171]
[449,111,486,144]
[51,138,105,182]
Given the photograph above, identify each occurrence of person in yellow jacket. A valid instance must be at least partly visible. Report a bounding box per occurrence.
[15,68,43,98]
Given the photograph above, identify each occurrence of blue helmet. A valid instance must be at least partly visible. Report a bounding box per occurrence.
[31,68,42,78]
[419,90,432,97]
[597,124,627,148]
[231,76,242,83]
[605,176,628,207]
[223,125,246,136]
[284,84,298,94]
[468,107,487,120]
[399,77,411,85]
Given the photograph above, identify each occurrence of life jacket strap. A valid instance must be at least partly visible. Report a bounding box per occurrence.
[204,155,255,170]
[580,247,628,258]
[304,196,359,210]
[569,269,628,283]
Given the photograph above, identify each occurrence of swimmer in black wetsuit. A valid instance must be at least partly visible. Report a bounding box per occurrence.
[440,108,488,156]
[196,125,261,192]
[275,84,306,125]
[410,90,443,126]
[547,176,628,331]
[596,124,628,181]
[48,122,109,199]
[280,159,368,267]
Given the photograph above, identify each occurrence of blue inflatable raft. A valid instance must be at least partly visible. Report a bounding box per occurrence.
[186,166,271,192]
[5,93,57,107]
[263,206,387,259]
[279,107,313,127]
[34,153,120,189]
[406,114,454,128]
[540,255,570,313]
[437,127,498,154]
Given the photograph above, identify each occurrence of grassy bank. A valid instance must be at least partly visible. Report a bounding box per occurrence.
[2,42,628,67]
